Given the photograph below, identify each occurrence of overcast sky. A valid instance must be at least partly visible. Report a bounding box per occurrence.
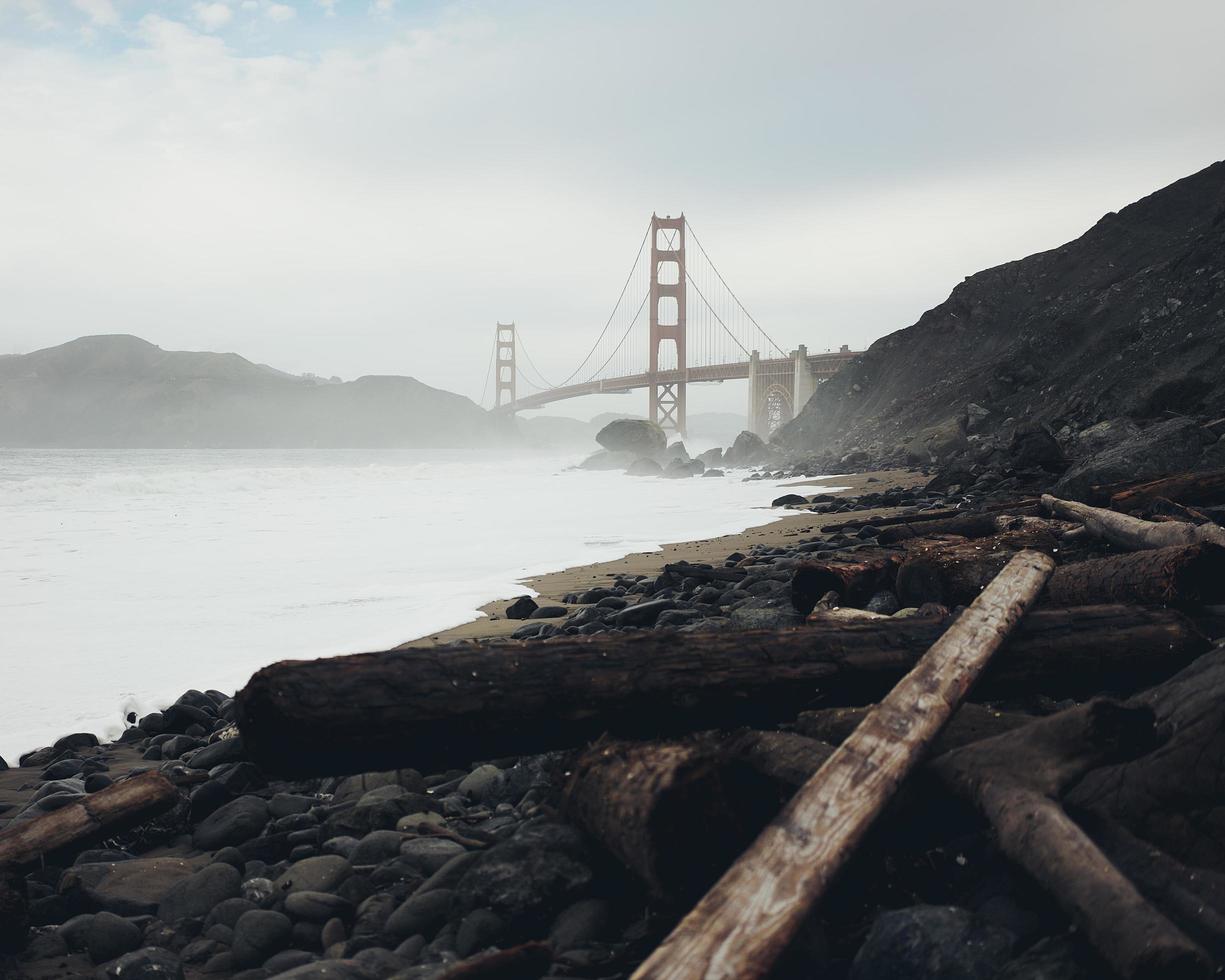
[2,0,1223,418]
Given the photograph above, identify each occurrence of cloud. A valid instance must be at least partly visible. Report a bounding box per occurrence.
[12,0,58,29]
[72,0,118,27]
[192,2,232,31]
[266,3,295,22]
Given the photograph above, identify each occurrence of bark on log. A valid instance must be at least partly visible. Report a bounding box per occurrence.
[235,605,1207,778]
[895,527,1061,607]
[1106,469,1225,512]
[0,772,179,870]
[878,513,1070,545]
[562,737,780,900]
[1044,543,1225,607]
[796,703,1033,753]
[1042,494,1225,550]
[630,551,1056,980]
[791,550,903,612]
[932,701,1211,980]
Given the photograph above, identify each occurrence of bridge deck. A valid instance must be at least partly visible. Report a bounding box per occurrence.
[497,351,858,413]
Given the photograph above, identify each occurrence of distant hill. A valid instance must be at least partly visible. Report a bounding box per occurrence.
[778,161,1225,459]
[0,335,505,448]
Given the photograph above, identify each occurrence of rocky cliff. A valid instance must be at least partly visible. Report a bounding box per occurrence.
[777,161,1225,465]
[0,335,504,448]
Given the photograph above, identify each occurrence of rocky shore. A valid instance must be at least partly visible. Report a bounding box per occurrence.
[3,420,1225,980]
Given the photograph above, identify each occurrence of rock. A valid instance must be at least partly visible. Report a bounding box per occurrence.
[661,458,695,478]
[528,605,567,619]
[703,468,725,477]
[188,780,234,824]
[331,769,425,805]
[612,599,676,628]
[187,737,246,771]
[729,605,804,629]
[456,908,505,957]
[284,891,354,924]
[626,457,663,476]
[504,596,538,620]
[54,731,100,753]
[324,788,439,838]
[383,888,453,942]
[655,608,704,629]
[157,862,241,925]
[850,905,1016,980]
[577,449,638,471]
[772,493,807,507]
[453,821,593,927]
[262,961,369,979]
[192,795,269,851]
[398,839,466,876]
[349,830,403,867]
[865,591,901,615]
[965,403,992,433]
[241,877,275,907]
[59,912,96,952]
[1054,415,1214,501]
[273,855,353,896]
[98,947,185,979]
[263,949,318,973]
[549,898,613,953]
[60,858,206,917]
[595,418,667,455]
[269,794,317,819]
[724,430,768,466]
[87,911,143,964]
[457,765,505,804]
[1008,424,1067,473]
[205,897,259,930]
[161,703,214,735]
[697,447,723,466]
[995,936,1092,980]
[231,909,292,968]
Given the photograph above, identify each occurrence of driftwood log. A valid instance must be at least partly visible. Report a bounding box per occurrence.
[0,772,179,870]
[932,701,1211,980]
[894,526,1060,607]
[662,561,746,584]
[236,605,1206,777]
[562,732,834,900]
[900,541,1225,609]
[791,549,903,611]
[630,550,1055,980]
[1044,543,1225,607]
[1042,494,1225,550]
[1105,468,1225,512]
[796,702,1033,753]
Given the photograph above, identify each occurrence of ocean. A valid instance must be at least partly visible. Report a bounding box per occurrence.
[0,448,810,762]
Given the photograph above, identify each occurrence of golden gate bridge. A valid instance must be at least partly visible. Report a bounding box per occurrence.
[480,214,859,438]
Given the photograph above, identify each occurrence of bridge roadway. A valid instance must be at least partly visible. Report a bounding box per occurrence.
[496,349,859,414]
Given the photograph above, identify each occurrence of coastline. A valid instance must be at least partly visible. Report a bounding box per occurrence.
[398,468,926,648]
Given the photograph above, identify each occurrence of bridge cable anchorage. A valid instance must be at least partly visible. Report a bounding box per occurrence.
[684,217,788,357]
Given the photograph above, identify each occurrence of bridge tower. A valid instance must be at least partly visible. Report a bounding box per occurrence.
[494,322,516,407]
[649,214,686,437]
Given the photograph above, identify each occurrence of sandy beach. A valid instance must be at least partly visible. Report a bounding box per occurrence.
[399,469,926,648]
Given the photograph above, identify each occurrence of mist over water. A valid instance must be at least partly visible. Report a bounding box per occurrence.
[0,448,811,761]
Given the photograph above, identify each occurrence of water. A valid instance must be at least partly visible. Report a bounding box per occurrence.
[0,448,811,762]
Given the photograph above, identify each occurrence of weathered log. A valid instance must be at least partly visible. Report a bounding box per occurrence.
[631,551,1055,980]
[894,526,1061,607]
[821,498,1042,534]
[1044,543,1225,607]
[236,605,1207,778]
[663,561,746,584]
[790,549,903,611]
[722,730,834,789]
[1106,468,1225,512]
[562,737,773,900]
[932,701,1211,980]
[1042,494,1225,550]
[879,513,1069,545]
[796,702,1033,753]
[0,771,179,870]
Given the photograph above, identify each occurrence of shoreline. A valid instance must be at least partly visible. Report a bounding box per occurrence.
[397,468,926,648]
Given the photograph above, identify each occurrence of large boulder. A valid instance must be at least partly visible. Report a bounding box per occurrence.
[1053,416,1215,501]
[595,418,667,455]
[577,449,638,471]
[157,862,241,924]
[723,430,769,467]
[191,795,268,851]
